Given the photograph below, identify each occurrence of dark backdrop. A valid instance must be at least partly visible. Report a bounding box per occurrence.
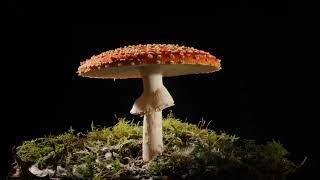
[3,1,317,179]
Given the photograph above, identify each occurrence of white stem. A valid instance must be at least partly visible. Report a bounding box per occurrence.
[141,66,163,161]
[143,111,163,161]
[141,66,163,93]
[130,66,174,161]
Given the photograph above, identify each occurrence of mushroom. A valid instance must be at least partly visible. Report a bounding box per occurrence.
[77,44,221,161]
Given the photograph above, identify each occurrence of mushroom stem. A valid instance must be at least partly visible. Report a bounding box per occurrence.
[130,65,174,161]
[141,66,164,161]
[143,111,162,161]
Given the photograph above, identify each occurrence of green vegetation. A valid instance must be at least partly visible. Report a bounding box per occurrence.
[14,113,298,179]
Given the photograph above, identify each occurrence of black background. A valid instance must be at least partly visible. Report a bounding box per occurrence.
[3,1,317,179]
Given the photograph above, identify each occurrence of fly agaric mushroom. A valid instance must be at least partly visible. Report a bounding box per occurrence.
[78,44,221,161]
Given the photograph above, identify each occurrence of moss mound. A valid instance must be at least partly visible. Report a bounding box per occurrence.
[12,113,298,179]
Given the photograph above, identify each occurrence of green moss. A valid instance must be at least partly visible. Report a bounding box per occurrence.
[87,122,111,142]
[112,118,142,140]
[112,159,121,172]
[15,113,298,179]
[16,140,44,162]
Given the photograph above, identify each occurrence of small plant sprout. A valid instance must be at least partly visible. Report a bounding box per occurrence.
[78,44,221,161]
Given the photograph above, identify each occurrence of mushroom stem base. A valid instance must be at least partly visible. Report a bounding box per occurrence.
[143,111,163,161]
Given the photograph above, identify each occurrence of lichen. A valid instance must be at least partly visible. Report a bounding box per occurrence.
[14,112,299,179]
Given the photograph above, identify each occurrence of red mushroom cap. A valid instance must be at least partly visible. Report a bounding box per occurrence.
[78,44,221,79]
